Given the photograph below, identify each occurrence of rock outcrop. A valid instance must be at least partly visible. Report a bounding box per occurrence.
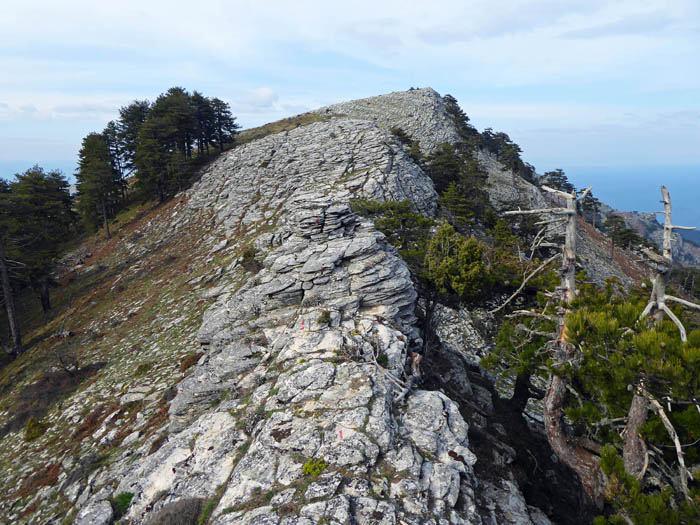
[6,88,642,524]
[67,89,557,524]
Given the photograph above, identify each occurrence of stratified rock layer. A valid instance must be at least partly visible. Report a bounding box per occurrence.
[67,89,554,525]
[53,87,643,525]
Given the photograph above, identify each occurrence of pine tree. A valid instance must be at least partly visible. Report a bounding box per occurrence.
[117,99,150,174]
[424,143,462,194]
[76,133,120,238]
[439,182,473,228]
[191,91,216,155]
[210,97,240,152]
[8,167,74,313]
[0,180,22,356]
[424,223,488,302]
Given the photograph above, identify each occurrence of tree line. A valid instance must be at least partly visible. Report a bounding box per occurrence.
[77,87,239,238]
[1,87,240,359]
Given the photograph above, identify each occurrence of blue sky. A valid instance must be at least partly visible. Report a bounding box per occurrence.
[1,0,698,224]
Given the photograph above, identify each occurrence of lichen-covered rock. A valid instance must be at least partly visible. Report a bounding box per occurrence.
[71,88,555,525]
[75,499,113,525]
[316,88,460,154]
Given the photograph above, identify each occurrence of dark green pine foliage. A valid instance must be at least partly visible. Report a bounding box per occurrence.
[563,283,700,521]
[134,88,194,201]
[491,278,700,521]
[132,88,239,201]
[389,127,422,163]
[191,91,216,155]
[543,169,575,193]
[76,133,121,238]
[210,97,240,153]
[0,179,22,355]
[424,143,489,227]
[9,167,75,314]
[603,214,651,250]
[442,94,479,150]
[117,99,150,174]
[424,223,488,302]
[580,191,602,227]
[348,199,432,275]
[478,127,536,183]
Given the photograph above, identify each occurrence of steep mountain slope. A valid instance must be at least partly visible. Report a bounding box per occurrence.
[0,88,644,524]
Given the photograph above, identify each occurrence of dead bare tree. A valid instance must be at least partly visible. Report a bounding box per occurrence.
[622,186,699,499]
[639,186,699,340]
[499,185,606,505]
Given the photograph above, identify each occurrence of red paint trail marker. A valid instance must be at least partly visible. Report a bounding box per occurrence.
[339,429,343,440]
[300,319,305,331]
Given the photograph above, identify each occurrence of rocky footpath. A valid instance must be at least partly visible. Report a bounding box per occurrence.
[70,89,557,524]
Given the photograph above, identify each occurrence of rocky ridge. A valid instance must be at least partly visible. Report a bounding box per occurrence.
[75,89,556,524]
[2,88,638,524]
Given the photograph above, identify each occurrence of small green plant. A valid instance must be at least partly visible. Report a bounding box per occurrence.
[376,353,389,367]
[111,492,134,520]
[317,310,332,325]
[135,361,155,376]
[302,458,327,477]
[240,245,263,273]
[198,497,217,524]
[24,416,48,442]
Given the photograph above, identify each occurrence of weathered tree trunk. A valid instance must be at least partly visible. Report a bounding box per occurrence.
[35,278,51,314]
[622,393,649,479]
[639,186,697,341]
[545,375,605,506]
[626,187,699,496]
[543,190,604,505]
[0,241,22,356]
[504,186,605,504]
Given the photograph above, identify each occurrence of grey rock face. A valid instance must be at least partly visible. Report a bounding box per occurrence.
[316,88,461,154]
[75,499,113,525]
[74,88,551,525]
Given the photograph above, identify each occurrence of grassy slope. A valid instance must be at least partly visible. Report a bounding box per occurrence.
[0,194,235,522]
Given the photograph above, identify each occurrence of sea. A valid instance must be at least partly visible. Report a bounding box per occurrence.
[565,165,700,243]
[3,160,699,242]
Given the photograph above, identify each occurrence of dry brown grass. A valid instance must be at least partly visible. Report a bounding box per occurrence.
[71,402,118,443]
[0,363,105,439]
[14,462,61,499]
[236,112,333,145]
[578,218,647,283]
[179,352,204,373]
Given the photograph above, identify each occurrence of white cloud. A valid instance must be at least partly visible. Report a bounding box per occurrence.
[236,88,279,110]
[0,0,698,169]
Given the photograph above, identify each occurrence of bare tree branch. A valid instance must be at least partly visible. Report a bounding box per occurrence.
[666,295,700,311]
[649,396,692,501]
[489,253,560,314]
[661,305,687,342]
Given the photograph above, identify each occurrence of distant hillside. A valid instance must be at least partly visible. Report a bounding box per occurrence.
[605,207,700,265]
[680,228,700,247]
